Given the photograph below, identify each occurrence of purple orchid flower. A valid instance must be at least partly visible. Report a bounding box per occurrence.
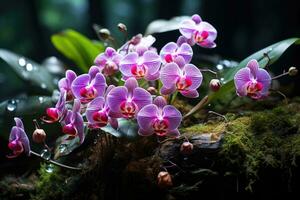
[160,42,193,64]
[119,34,156,55]
[106,78,152,119]
[94,47,122,76]
[179,14,217,48]
[71,66,106,103]
[7,118,30,158]
[137,96,182,137]
[119,50,161,81]
[160,63,203,98]
[42,91,67,123]
[62,99,85,144]
[86,85,118,129]
[58,70,77,101]
[234,59,271,99]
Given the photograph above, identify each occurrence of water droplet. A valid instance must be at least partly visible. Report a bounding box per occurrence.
[223,60,231,67]
[6,100,17,112]
[220,77,225,83]
[25,63,33,71]
[59,144,68,153]
[216,64,223,70]
[38,97,44,104]
[40,149,51,161]
[45,164,54,173]
[18,58,26,67]
[40,83,47,89]
[208,104,211,107]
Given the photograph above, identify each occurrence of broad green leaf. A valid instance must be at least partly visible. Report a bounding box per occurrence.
[208,37,300,103]
[51,29,104,72]
[0,49,56,93]
[145,16,189,35]
[100,118,138,138]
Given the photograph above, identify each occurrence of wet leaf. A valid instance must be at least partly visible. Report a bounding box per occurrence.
[0,49,56,93]
[54,136,81,159]
[51,29,104,72]
[100,118,138,138]
[145,16,189,35]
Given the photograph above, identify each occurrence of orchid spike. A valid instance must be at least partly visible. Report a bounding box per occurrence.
[119,50,161,81]
[160,42,193,64]
[42,91,67,123]
[179,14,217,48]
[107,78,152,119]
[7,118,30,158]
[71,66,106,103]
[94,47,122,76]
[62,99,85,143]
[58,70,77,101]
[160,63,203,98]
[234,59,271,99]
[137,96,182,137]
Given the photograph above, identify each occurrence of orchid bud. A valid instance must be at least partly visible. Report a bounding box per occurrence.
[99,28,111,40]
[209,79,221,92]
[130,34,142,45]
[32,128,46,143]
[288,66,298,76]
[157,171,173,188]
[147,86,157,95]
[117,23,127,32]
[180,141,194,155]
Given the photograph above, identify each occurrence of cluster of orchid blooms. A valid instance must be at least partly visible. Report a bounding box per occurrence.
[7,14,275,159]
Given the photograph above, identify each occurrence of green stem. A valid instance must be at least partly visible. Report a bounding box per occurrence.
[30,150,82,170]
[170,91,178,105]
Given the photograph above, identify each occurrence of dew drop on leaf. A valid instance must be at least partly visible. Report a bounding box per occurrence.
[18,57,26,67]
[6,100,17,112]
[40,148,51,161]
[45,164,54,173]
[59,144,68,153]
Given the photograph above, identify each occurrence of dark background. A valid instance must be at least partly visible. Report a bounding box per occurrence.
[0,0,300,93]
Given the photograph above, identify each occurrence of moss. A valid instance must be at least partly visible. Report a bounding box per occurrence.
[30,163,66,200]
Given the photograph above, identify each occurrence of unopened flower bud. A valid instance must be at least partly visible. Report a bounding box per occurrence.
[209,79,221,91]
[180,141,194,155]
[157,171,173,188]
[32,129,46,143]
[99,28,111,40]
[288,66,298,76]
[130,34,142,45]
[117,23,127,32]
[147,86,158,95]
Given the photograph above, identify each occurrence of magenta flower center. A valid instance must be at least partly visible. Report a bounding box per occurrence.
[194,31,209,43]
[165,54,173,63]
[104,61,118,75]
[176,77,192,91]
[152,119,169,136]
[66,90,74,101]
[120,101,138,119]
[246,80,263,96]
[92,111,109,127]
[80,86,98,100]
[46,108,59,121]
[8,140,23,152]
[62,124,77,136]
[131,64,147,78]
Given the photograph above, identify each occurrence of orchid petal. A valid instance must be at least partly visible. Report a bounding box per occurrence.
[124,78,138,93]
[120,52,139,77]
[137,104,158,131]
[160,85,176,95]
[184,64,203,90]
[163,105,182,130]
[14,117,24,130]
[142,51,161,75]
[180,89,199,98]
[160,63,180,89]
[71,74,90,99]
[153,96,167,108]
[179,19,196,39]
[132,88,152,110]
[93,73,106,97]
[107,86,128,113]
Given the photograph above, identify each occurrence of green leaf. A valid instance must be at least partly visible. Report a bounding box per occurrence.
[51,29,104,72]
[100,118,138,138]
[0,49,56,93]
[54,136,81,159]
[145,16,189,35]
[208,37,300,103]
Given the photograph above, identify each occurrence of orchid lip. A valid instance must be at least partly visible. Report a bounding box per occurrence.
[120,101,138,119]
[62,124,77,136]
[92,111,109,125]
[153,119,169,136]
[80,86,98,99]
[131,64,146,78]
[176,77,192,91]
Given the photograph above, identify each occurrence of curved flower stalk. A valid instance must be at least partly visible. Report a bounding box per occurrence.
[119,50,161,80]
[94,47,122,76]
[160,42,193,64]
[137,96,182,137]
[234,59,271,99]
[42,91,67,123]
[7,118,30,158]
[86,86,118,129]
[62,99,85,143]
[71,66,106,103]
[160,63,203,98]
[107,78,152,119]
[179,14,217,48]
[58,70,77,101]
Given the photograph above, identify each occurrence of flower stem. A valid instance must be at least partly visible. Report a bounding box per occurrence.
[272,71,289,80]
[30,150,82,170]
[200,69,218,78]
[170,91,178,105]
